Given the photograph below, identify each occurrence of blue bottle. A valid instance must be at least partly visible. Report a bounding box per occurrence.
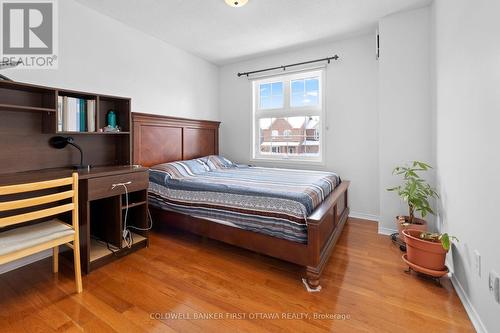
[107,110,117,128]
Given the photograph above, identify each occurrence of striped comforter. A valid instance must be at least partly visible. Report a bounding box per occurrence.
[148,156,341,243]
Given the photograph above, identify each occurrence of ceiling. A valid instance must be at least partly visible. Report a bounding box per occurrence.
[75,0,431,65]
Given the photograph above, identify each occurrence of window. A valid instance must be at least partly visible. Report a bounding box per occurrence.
[259,82,283,109]
[253,70,324,162]
[291,78,319,107]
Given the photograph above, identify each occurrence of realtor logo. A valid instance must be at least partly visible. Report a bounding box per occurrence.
[1,0,58,68]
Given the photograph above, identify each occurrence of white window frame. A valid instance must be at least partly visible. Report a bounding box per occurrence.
[252,69,326,164]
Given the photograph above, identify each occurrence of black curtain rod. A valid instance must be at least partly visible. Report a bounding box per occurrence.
[237,55,339,77]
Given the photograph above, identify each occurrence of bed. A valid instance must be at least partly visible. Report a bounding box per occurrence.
[132,113,350,290]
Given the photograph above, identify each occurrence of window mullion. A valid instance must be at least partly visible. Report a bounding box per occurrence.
[284,78,291,109]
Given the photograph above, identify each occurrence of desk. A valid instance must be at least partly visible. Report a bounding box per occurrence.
[0,165,149,274]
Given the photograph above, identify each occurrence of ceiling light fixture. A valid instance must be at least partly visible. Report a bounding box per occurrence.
[225,0,248,8]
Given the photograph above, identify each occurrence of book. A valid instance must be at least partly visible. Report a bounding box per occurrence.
[87,100,96,132]
[59,96,94,132]
[62,96,69,131]
[57,96,63,132]
[67,97,78,132]
[75,99,80,132]
[79,99,86,132]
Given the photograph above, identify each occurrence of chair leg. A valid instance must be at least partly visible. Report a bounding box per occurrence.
[72,239,83,293]
[52,246,59,273]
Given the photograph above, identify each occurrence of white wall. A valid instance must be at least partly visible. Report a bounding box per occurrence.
[378,7,434,234]
[3,0,219,120]
[219,34,379,219]
[434,0,500,331]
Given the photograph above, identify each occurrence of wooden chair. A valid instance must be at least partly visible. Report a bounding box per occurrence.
[0,173,82,293]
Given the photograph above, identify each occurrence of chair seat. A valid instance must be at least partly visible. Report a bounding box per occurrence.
[0,219,75,256]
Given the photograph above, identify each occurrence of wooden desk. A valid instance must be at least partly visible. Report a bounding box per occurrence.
[0,80,148,273]
[0,165,150,274]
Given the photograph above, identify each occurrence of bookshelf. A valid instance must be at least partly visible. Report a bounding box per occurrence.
[0,80,132,173]
[45,92,130,135]
[0,80,130,134]
[0,80,56,112]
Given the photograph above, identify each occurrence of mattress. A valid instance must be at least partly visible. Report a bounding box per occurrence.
[148,156,341,243]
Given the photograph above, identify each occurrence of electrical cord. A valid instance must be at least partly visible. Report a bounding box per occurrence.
[111,182,132,248]
[128,208,154,231]
[111,182,153,249]
[90,235,120,255]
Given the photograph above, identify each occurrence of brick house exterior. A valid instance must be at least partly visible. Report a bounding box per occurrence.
[260,117,319,155]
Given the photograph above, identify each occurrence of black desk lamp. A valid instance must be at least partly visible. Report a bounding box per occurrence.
[49,136,91,170]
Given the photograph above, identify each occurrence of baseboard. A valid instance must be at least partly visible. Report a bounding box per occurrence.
[347,212,396,235]
[378,226,397,235]
[349,211,379,222]
[450,273,487,333]
[0,249,52,275]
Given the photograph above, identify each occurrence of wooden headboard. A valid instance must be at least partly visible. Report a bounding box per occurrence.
[132,113,221,167]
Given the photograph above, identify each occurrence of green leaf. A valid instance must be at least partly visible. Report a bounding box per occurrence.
[387,161,438,218]
[416,161,432,170]
[438,233,458,250]
[439,234,450,251]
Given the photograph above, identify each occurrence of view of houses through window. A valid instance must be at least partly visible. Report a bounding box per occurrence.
[259,116,320,156]
[253,70,324,161]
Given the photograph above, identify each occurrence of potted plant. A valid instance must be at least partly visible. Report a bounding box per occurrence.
[387,161,438,238]
[402,229,458,272]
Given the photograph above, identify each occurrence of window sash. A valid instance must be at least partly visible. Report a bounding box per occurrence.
[254,117,323,161]
[252,69,325,163]
[255,70,323,113]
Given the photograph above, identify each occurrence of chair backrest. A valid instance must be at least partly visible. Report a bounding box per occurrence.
[0,173,79,229]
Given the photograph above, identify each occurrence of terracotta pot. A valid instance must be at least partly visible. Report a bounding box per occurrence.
[402,229,448,271]
[396,216,428,241]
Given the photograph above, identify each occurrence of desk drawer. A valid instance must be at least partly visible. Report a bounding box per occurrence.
[87,172,148,201]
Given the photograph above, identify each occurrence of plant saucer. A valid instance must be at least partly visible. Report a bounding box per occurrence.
[402,254,449,278]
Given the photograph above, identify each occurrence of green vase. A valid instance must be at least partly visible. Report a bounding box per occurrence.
[107,110,117,128]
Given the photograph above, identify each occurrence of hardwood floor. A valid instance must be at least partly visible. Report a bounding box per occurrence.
[0,218,473,332]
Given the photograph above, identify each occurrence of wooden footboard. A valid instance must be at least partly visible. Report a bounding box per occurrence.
[305,181,350,289]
